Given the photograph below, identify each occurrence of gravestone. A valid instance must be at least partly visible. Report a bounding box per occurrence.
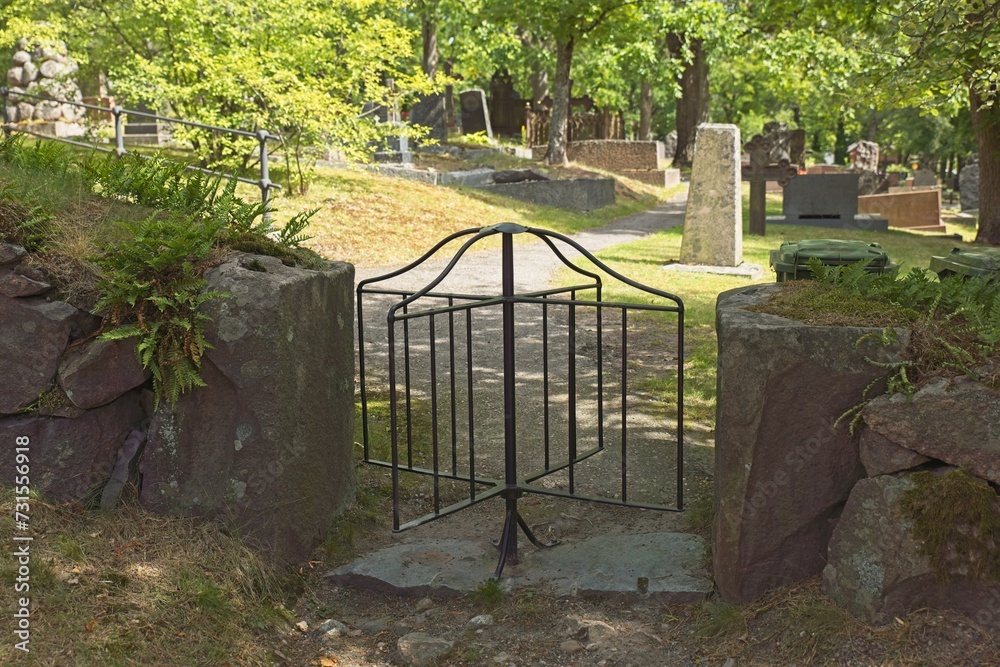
[769,173,888,231]
[744,124,798,235]
[459,88,493,139]
[409,93,447,142]
[680,124,742,267]
[960,162,980,210]
[912,169,937,188]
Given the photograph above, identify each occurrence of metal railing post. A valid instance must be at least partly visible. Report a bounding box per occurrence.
[1,87,10,137]
[112,106,126,157]
[256,129,272,223]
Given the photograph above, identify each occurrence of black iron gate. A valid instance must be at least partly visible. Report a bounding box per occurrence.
[357,223,684,578]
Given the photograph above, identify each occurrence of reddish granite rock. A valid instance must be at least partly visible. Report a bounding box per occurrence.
[862,378,1000,484]
[58,337,149,409]
[0,295,78,414]
[713,284,907,604]
[0,391,145,502]
[859,429,932,477]
[824,472,1000,628]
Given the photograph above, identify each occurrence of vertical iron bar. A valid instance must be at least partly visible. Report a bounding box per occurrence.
[112,106,126,157]
[677,308,685,510]
[597,284,604,450]
[387,319,401,530]
[542,298,550,469]
[449,298,458,475]
[466,308,476,501]
[430,313,440,514]
[358,291,370,460]
[403,300,413,468]
[568,291,577,495]
[621,308,629,504]
[501,231,519,565]
[1,88,9,137]
[257,129,272,223]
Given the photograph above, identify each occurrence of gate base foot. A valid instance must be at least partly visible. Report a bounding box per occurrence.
[491,505,559,579]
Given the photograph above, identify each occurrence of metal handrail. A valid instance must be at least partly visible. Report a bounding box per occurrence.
[0,87,281,217]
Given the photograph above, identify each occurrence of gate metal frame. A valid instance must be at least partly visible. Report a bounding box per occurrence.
[357,223,684,578]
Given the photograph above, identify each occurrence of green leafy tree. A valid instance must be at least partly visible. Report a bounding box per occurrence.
[1,0,430,191]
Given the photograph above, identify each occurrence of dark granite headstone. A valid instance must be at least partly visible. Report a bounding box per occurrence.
[769,173,888,231]
[960,162,980,210]
[410,93,447,141]
[784,173,859,219]
[459,88,493,139]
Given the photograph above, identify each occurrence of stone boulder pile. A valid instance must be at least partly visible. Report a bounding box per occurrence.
[4,40,86,134]
[715,283,1000,627]
[823,377,1000,627]
[0,242,357,564]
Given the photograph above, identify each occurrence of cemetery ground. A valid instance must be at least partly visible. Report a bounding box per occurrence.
[2,153,998,666]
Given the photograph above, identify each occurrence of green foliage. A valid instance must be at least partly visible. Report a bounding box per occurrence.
[93,212,223,407]
[807,258,1000,427]
[899,469,1000,582]
[0,139,317,407]
[469,578,507,606]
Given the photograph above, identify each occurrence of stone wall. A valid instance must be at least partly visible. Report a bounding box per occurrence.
[4,40,86,137]
[0,244,356,564]
[716,283,1000,627]
[565,140,680,188]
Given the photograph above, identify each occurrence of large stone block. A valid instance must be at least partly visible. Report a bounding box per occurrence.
[823,473,1000,627]
[0,391,145,503]
[566,140,664,171]
[58,337,149,409]
[862,378,1000,485]
[713,284,907,603]
[480,178,615,211]
[141,255,356,564]
[459,88,492,138]
[0,296,78,414]
[680,124,742,267]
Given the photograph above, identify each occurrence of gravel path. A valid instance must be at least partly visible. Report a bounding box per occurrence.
[354,189,687,292]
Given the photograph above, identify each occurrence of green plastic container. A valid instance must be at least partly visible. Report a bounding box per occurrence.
[929,247,1000,281]
[769,239,897,282]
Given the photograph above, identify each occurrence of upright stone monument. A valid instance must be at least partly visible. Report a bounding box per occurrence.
[680,124,742,267]
[459,88,493,139]
[960,162,980,210]
[410,93,447,142]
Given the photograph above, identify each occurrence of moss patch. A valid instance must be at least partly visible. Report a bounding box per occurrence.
[898,468,1000,582]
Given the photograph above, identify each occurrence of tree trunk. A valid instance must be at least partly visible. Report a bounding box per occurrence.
[638,77,653,141]
[422,19,438,79]
[834,118,848,165]
[971,86,1000,245]
[530,69,549,110]
[547,36,574,165]
[667,35,709,167]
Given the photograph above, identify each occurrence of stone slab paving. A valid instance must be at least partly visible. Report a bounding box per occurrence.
[327,532,711,602]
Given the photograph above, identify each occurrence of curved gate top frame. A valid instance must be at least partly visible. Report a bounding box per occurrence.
[357,222,685,578]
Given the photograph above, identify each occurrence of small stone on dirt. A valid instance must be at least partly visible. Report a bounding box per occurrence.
[560,639,585,654]
[470,614,494,626]
[314,618,349,638]
[295,620,308,633]
[397,632,453,666]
